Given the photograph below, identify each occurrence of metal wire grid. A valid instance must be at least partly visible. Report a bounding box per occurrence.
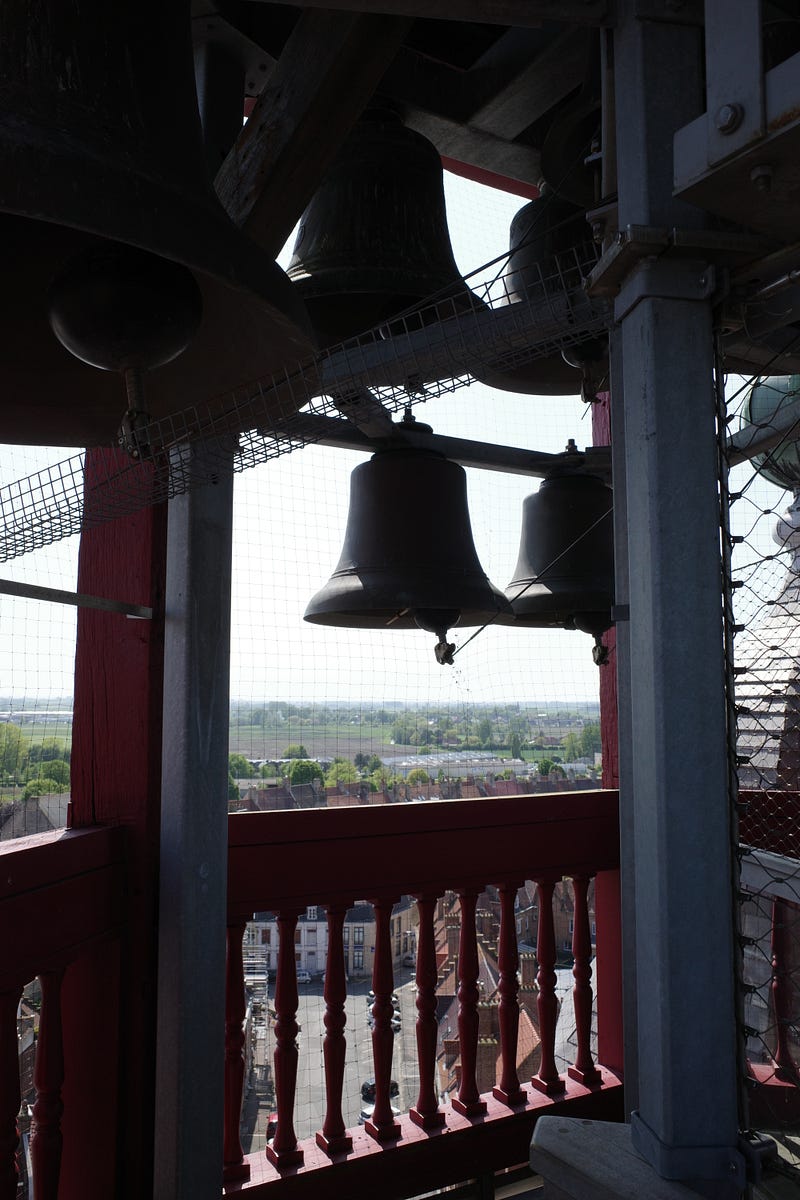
[724,369,800,1167]
[0,239,608,563]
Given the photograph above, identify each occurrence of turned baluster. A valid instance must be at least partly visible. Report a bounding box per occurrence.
[0,987,22,1200]
[30,969,65,1200]
[366,897,401,1142]
[568,875,601,1085]
[266,909,304,1167]
[453,886,487,1116]
[317,903,352,1154]
[494,881,524,1106]
[771,897,799,1082]
[410,892,445,1129]
[223,920,250,1182]
[531,877,564,1095]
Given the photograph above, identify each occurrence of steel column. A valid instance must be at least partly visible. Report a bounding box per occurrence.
[614,4,743,1193]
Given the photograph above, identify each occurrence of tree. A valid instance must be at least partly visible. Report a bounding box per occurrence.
[580,722,601,757]
[288,759,324,785]
[27,759,69,787]
[27,738,68,764]
[537,757,554,777]
[325,760,359,787]
[353,752,370,772]
[476,717,493,747]
[0,724,24,780]
[228,753,252,778]
[283,743,308,759]
[23,776,64,800]
[406,768,430,786]
[509,731,524,759]
[563,731,582,761]
[228,773,240,802]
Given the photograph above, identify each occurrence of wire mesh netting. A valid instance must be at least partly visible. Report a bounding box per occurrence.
[725,370,800,1172]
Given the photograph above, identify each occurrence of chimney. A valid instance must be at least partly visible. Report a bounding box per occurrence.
[476,1037,499,1093]
[520,952,537,991]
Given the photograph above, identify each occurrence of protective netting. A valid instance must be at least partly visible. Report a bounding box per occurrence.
[0,218,608,562]
[725,370,800,1167]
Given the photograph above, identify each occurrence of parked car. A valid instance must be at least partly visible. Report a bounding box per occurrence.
[367,1013,401,1033]
[358,1103,400,1126]
[401,952,415,967]
[366,990,399,1006]
[361,1077,400,1103]
[296,969,312,984]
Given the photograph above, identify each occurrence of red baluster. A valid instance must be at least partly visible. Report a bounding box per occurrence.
[493,881,525,1106]
[568,876,601,1086]
[316,903,352,1154]
[410,892,445,1129]
[531,877,564,1096]
[771,897,799,1083]
[266,910,304,1167]
[0,988,22,1200]
[223,921,250,1182]
[452,886,487,1116]
[366,898,401,1142]
[30,970,65,1200]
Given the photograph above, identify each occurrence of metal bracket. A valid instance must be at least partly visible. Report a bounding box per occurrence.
[586,225,770,299]
[615,260,716,322]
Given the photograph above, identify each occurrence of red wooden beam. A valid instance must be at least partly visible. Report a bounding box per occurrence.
[228,790,620,917]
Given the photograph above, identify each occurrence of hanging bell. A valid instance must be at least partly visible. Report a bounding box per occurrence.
[287,108,478,346]
[503,472,614,638]
[0,0,315,448]
[474,193,607,396]
[304,442,512,650]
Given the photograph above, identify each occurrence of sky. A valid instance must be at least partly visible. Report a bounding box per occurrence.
[0,173,789,711]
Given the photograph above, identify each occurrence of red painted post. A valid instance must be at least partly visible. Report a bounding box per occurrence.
[223,921,250,1183]
[266,910,304,1168]
[0,987,21,1200]
[317,903,353,1154]
[410,892,445,1129]
[569,876,602,1086]
[531,877,564,1096]
[771,898,799,1082]
[452,886,487,1117]
[366,898,401,1142]
[30,970,65,1200]
[67,448,167,1200]
[494,881,525,1106]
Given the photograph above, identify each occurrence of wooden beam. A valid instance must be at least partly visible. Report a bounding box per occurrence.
[215,9,411,256]
[255,0,610,28]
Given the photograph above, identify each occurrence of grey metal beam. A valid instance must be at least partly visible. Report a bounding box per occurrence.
[614,4,743,1193]
[0,578,152,618]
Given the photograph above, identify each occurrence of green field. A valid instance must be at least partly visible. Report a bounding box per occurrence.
[228,723,401,761]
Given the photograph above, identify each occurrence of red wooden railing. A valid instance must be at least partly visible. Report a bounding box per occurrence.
[223,790,625,1199]
[0,826,125,1200]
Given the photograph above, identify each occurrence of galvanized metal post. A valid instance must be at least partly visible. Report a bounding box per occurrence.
[153,45,242,1200]
[153,447,235,1200]
[614,4,743,1193]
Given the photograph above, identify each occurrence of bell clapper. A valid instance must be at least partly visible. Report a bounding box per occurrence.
[118,388,153,461]
[435,638,456,666]
[592,635,609,666]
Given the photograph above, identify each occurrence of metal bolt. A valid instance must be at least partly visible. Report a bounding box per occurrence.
[751,164,773,193]
[715,103,744,134]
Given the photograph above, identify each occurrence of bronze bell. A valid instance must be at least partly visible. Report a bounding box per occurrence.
[503,472,614,638]
[287,109,477,347]
[0,0,315,448]
[304,443,512,643]
[474,193,607,396]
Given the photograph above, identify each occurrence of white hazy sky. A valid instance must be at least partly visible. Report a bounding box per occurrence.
[0,173,788,710]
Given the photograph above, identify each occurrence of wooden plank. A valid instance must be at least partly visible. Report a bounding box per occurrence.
[215,10,411,256]
[227,790,620,914]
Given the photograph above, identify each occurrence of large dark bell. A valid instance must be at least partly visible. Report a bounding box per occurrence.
[304,446,511,637]
[287,110,475,346]
[502,473,614,638]
[0,0,314,447]
[474,194,606,396]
